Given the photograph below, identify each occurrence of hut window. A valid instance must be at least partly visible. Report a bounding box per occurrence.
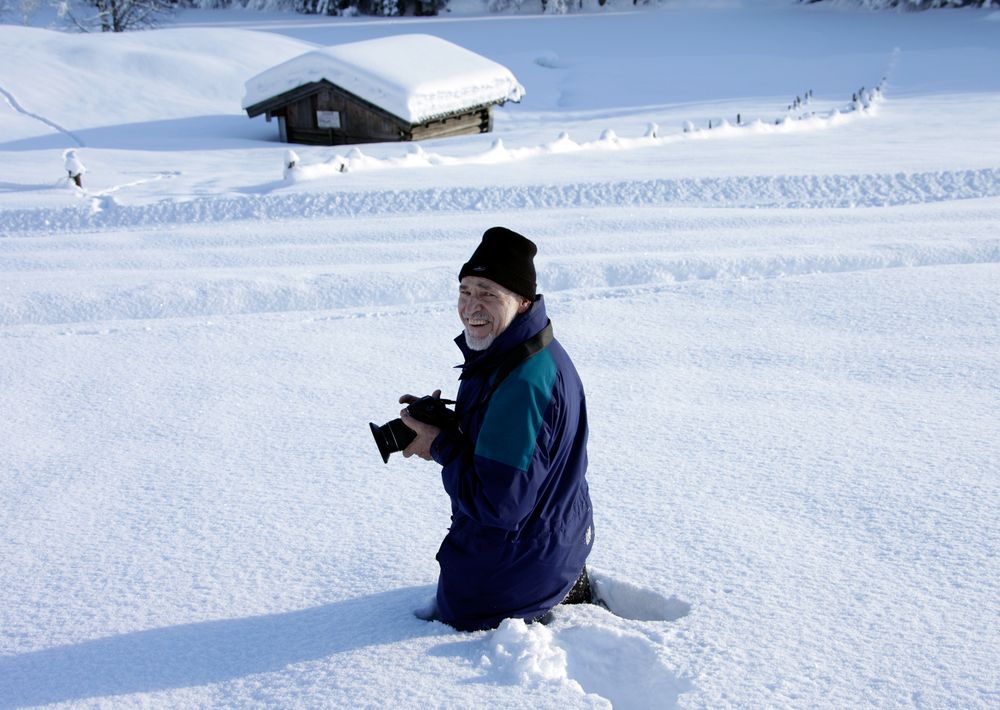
[317,110,341,129]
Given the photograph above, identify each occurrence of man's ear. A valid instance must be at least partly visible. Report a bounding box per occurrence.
[517,298,532,314]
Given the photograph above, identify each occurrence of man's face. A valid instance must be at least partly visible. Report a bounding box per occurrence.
[459,276,530,351]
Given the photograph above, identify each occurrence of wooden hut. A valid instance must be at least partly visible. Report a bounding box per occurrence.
[242,34,525,146]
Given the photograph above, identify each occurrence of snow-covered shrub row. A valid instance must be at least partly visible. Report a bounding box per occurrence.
[181,0,445,16]
[179,0,647,16]
[285,78,886,183]
[800,0,998,8]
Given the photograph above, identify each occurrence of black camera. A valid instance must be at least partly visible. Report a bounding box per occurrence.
[370,395,457,464]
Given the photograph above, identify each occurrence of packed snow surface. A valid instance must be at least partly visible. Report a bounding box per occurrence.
[1,1,999,709]
[242,33,525,123]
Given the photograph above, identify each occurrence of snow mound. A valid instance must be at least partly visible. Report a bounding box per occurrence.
[479,613,693,709]
[483,618,572,685]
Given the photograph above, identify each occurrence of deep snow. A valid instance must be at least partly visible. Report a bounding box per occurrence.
[1,1,999,708]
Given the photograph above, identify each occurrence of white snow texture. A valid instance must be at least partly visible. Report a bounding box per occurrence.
[1,1,999,708]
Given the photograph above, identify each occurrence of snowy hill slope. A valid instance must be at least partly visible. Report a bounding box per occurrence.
[0,26,309,141]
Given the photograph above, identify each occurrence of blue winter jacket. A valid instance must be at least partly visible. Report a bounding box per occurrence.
[430,296,594,631]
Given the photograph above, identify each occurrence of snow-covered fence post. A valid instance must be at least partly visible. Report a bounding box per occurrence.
[283,149,300,180]
[64,149,85,188]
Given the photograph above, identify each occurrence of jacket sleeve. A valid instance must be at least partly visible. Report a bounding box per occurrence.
[431,351,559,532]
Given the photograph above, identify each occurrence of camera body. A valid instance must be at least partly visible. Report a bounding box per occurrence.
[370,396,457,464]
[405,395,457,430]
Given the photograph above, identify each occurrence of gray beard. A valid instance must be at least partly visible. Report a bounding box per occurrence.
[464,329,496,351]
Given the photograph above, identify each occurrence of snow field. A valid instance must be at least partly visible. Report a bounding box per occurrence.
[3,202,998,708]
[3,2,1000,708]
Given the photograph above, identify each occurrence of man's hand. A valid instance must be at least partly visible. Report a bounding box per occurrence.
[398,390,442,461]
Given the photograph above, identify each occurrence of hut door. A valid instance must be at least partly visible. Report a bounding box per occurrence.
[315,89,345,144]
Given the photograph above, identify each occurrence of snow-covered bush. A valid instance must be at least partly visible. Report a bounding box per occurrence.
[0,0,36,21]
[183,0,280,9]
[180,0,367,15]
[59,0,175,31]
[283,149,300,180]
[370,0,401,14]
[63,149,85,187]
[800,0,998,8]
[541,0,574,14]
[488,0,527,12]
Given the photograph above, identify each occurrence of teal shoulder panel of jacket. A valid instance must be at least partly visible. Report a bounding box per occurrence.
[474,348,558,472]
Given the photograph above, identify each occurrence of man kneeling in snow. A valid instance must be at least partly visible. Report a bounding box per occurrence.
[399,226,595,632]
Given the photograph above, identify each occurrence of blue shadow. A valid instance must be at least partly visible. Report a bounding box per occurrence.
[0,586,440,708]
[0,115,280,152]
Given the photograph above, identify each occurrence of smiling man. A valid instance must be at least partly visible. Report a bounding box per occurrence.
[399,226,595,632]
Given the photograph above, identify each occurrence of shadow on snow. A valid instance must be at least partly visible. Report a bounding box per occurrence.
[0,115,280,152]
[0,585,440,709]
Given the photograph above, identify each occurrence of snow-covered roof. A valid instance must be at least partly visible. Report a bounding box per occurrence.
[242,34,525,124]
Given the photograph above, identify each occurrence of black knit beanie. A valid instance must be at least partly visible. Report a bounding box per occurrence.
[458,227,537,300]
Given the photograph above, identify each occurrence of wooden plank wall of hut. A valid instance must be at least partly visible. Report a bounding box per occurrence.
[278,88,492,145]
[409,109,491,141]
[285,89,404,145]
[290,124,400,145]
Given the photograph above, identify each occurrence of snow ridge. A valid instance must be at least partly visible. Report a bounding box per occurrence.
[3,168,998,235]
[2,225,996,327]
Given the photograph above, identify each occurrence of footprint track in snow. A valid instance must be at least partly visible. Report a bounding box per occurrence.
[589,569,692,622]
[2,235,996,327]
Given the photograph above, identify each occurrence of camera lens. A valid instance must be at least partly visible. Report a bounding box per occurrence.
[369,417,417,464]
